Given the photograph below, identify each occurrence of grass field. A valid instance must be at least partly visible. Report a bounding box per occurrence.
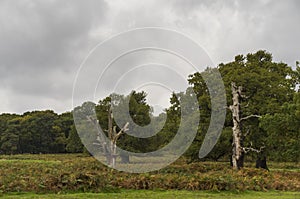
[2,190,300,199]
[0,154,299,198]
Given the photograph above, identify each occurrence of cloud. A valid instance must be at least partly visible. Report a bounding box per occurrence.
[0,0,299,114]
[0,0,108,113]
[167,0,300,66]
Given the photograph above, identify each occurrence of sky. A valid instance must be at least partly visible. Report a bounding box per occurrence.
[0,0,300,115]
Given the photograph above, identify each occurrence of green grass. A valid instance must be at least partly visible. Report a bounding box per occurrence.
[1,190,300,199]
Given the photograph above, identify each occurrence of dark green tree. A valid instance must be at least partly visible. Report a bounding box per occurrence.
[66,125,84,153]
[0,117,22,154]
[0,113,20,154]
[260,92,300,162]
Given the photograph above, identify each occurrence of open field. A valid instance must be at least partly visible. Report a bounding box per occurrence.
[0,154,299,197]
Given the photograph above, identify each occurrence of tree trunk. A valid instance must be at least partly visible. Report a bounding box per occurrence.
[88,107,129,168]
[110,140,116,168]
[107,107,129,168]
[255,149,269,171]
[256,156,269,171]
[230,82,245,169]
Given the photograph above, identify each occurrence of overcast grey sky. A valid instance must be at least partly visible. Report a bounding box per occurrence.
[0,0,299,114]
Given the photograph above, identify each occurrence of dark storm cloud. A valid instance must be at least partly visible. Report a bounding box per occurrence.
[0,0,107,72]
[0,0,108,112]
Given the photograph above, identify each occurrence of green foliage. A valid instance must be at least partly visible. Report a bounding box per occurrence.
[0,111,68,154]
[219,51,295,116]
[260,92,300,162]
[66,125,83,153]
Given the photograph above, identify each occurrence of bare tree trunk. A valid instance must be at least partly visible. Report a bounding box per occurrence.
[107,108,114,166]
[110,140,116,167]
[230,82,244,169]
[88,107,129,168]
[229,82,263,170]
[107,107,129,168]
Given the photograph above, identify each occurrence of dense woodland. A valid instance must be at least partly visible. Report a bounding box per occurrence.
[0,50,299,165]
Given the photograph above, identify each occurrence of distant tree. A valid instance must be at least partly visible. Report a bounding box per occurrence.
[186,68,229,162]
[0,113,20,154]
[66,125,84,153]
[21,110,66,153]
[58,112,74,139]
[0,117,22,154]
[73,101,97,154]
[94,91,153,164]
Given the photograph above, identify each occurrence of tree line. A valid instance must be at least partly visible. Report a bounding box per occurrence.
[0,50,299,165]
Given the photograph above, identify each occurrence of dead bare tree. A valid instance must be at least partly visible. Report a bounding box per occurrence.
[107,107,129,167]
[88,107,129,168]
[229,82,261,169]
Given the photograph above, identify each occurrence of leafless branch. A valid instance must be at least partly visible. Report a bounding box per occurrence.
[242,102,250,108]
[115,122,129,140]
[244,128,251,137]
[242,142,265,154]
[240,114,261,122]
